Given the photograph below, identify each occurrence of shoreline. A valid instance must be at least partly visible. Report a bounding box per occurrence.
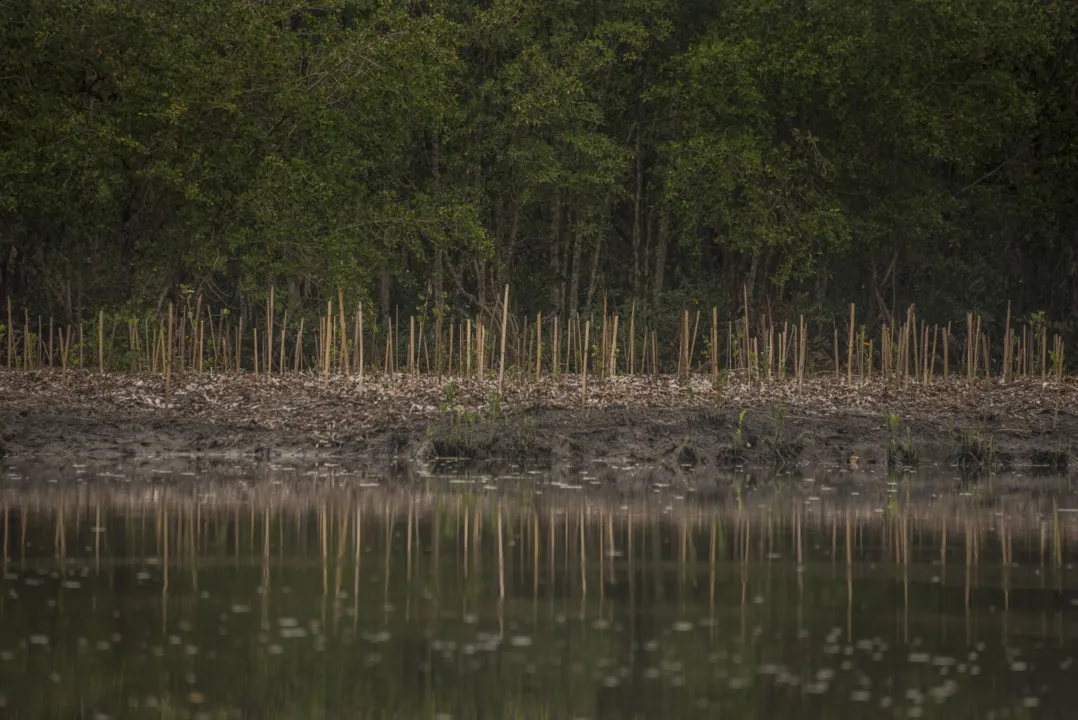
[2,370,1076,475]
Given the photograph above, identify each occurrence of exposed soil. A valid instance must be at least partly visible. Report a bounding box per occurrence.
[2,370,1076,476]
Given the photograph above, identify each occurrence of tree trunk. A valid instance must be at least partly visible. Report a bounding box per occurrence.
[569,211,583,318]
[379,271,391,330]
[586,228,603,310]
[652,206,668,305]
[549,194,562,315]
[632,128,643,298]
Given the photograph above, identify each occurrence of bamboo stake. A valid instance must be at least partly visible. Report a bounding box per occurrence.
[711,307,719,384]
[929,326,938,384]
[553,315,560,380]
[98,309,104,373]
[797,315,805,389]
[833,326,839,380]
[1041,326,1048,379]
[687,310,699,375]
[358,303,364,386]
[629,302,636,376]
[536,311,542,381]
[178,310,186,375]
[973,314,982,382]
[383,327,391,374]
[199,320,205,374]
[466,318,472,377]
[48,316,53,368]
[61,325,71,377]
[498,284,509,393]
[943,323,950,380]
[847,303,855,385]
[266,285,274,377]
[581,319,590,404]
[166,303,173,400]
[295,317,304,373]
[338,288,348,376]
[324,300,333,379]
[22,309,29,371]
[352,305,361,373]
[5,296,10,369]
[743,284,750,373]
[609,314,619,378]
[409,315,415,375]
[448,321,454,377]
[1003,301,1012,383]
[278,310,287,378]
[253,327,259,384]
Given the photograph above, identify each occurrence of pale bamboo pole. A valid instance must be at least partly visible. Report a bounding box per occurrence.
[629,302,636,376]
[553,315,560,380]
[294,317,304,373]
[535,311,542,381]
[266,285,274,377]
[743,284,750,375]
[498,284,509,393]
[338,288,349,376]
[323,299,333,379]
[358,303,364,387]
[279,310,287,378]
[581,319,590,404]
[409,315,415,375]
[98,309,105,373]
[609,314,619,378]
[166,303,173,400]
[847,303,855,385]
[5,296,11,369]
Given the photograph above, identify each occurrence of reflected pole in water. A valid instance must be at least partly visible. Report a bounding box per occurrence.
[233,507,239,569]
[533,510,539,606]
[406,500,413,584]
[383,500,393,613]
[548,510,555,594]
[463,507,469,580]
[335,506,347,633]
[846,513,853,644]
[353,503,362,632]
[599,510,605,606]
[162,495,170,633]
[579,507,586,604]
[19,506,26,567]
[709,517,716,630]
[970,517,978,646]
[497,505,505,600]
[94,501,101,574]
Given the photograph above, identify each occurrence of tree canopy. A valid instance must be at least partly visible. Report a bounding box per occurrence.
[3,0,1076,331]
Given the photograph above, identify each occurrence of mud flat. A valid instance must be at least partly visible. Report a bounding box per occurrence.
[2,370,1076,476]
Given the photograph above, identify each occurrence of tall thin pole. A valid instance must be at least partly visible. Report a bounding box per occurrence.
[498,284,510,394]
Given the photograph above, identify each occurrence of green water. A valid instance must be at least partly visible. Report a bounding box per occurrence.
[1,463,1077,719]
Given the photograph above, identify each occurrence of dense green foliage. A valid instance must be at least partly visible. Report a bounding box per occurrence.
[3,0,1077,333]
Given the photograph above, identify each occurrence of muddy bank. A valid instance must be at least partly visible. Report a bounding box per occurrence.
[2,370,1076,475]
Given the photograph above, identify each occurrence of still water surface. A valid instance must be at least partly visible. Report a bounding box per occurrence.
[1,463,1077,718]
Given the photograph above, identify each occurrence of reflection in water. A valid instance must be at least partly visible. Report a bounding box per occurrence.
[1,464,1078,718]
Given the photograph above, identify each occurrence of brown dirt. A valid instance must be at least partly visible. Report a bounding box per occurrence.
[2,370,1076,476]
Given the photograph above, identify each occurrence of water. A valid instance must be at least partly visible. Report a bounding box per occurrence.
[1,463,1077,718]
